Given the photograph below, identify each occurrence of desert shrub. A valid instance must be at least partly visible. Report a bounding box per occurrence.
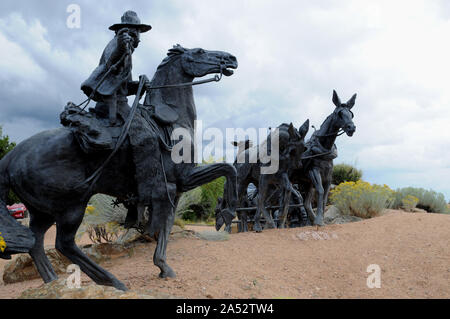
[393,187,448,214]
[332,163,363,185]
[401,195,419,212]
[76,194,127,243]
[330,181,395,218]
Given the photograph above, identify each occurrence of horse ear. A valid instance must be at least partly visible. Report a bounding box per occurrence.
[332,90,341,108]
[288,123,296,137]
[298,119,309,139]
[346,94,357,109]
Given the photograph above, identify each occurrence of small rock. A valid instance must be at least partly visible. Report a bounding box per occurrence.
[18,279,177,299]
[332,215,363,225]
[170,225,184,234]
[324,206,342,224]
[197,231,229,242]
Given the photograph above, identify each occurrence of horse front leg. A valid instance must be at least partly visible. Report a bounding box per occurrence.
[304,185,316,224]
[309,168,325,227]
[279,173,295,229]
[291,189,309,227]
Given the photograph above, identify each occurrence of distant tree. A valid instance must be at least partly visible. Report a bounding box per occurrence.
[0,126,20,204]
[332,163,363,186]
[0,126,16,158]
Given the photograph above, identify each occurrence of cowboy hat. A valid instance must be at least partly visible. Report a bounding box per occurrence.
[109,11,152,33]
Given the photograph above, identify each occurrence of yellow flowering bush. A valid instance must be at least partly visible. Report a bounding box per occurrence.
[401,195,419,212]
[0,232,6,253]
[330,180,396,218]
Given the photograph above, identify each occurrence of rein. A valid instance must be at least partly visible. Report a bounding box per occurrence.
[145,58,226,90]
[311,125,345,137]
[300,151,334,160]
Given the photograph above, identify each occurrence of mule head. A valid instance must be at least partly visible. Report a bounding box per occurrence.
[282,120,309,170]
[165,44,238,78]
[332,90,357,137]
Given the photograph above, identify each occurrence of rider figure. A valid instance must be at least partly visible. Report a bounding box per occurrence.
[81,11,157,226]
[81,10,151,126]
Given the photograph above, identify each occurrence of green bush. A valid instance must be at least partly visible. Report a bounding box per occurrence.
[332,163,363,185]
[393,187,449,214]
[175,176,225,223]
[330,181,395,218]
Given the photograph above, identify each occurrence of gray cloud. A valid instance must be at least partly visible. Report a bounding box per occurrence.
[0,0,449,200]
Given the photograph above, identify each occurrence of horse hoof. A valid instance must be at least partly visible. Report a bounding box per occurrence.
[114,281,129,291]
[265,223,276,230]
[159,268,176,279]
[314,217,324,227]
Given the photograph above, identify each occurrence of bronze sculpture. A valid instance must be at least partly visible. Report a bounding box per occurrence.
[0,34,238,290]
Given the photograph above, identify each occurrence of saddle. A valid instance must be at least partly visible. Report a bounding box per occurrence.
[60,102,122,154]
[60,102,175,154]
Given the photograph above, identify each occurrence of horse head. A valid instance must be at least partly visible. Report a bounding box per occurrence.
[146,44,238,136]
[159,44,238,79]
[331,90,357,137]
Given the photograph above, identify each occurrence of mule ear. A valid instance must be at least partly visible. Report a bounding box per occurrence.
[288,123,296,137]
[346,93,357,109]
[332,90,341,108]
[298,119,310,139]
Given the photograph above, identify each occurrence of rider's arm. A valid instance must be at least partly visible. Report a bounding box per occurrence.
[127,80,145,98]
[127,75,150,97]
[106,29,131,70]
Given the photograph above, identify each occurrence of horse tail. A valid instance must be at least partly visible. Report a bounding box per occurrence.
[0,156,35,259]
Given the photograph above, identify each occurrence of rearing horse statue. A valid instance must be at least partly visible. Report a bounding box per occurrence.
[0,45,238,291]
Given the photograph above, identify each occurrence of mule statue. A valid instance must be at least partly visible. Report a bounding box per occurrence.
[0,45,238,291]
[292,90,357,227]
[216,121,309,233]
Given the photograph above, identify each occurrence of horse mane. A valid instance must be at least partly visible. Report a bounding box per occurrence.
[313,112,336,137]
[157,44,188,70]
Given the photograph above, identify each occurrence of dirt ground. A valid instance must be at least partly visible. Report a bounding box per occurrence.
[1,210,449,299]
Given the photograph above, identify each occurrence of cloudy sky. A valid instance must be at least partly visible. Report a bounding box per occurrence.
[0,0,449,200]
